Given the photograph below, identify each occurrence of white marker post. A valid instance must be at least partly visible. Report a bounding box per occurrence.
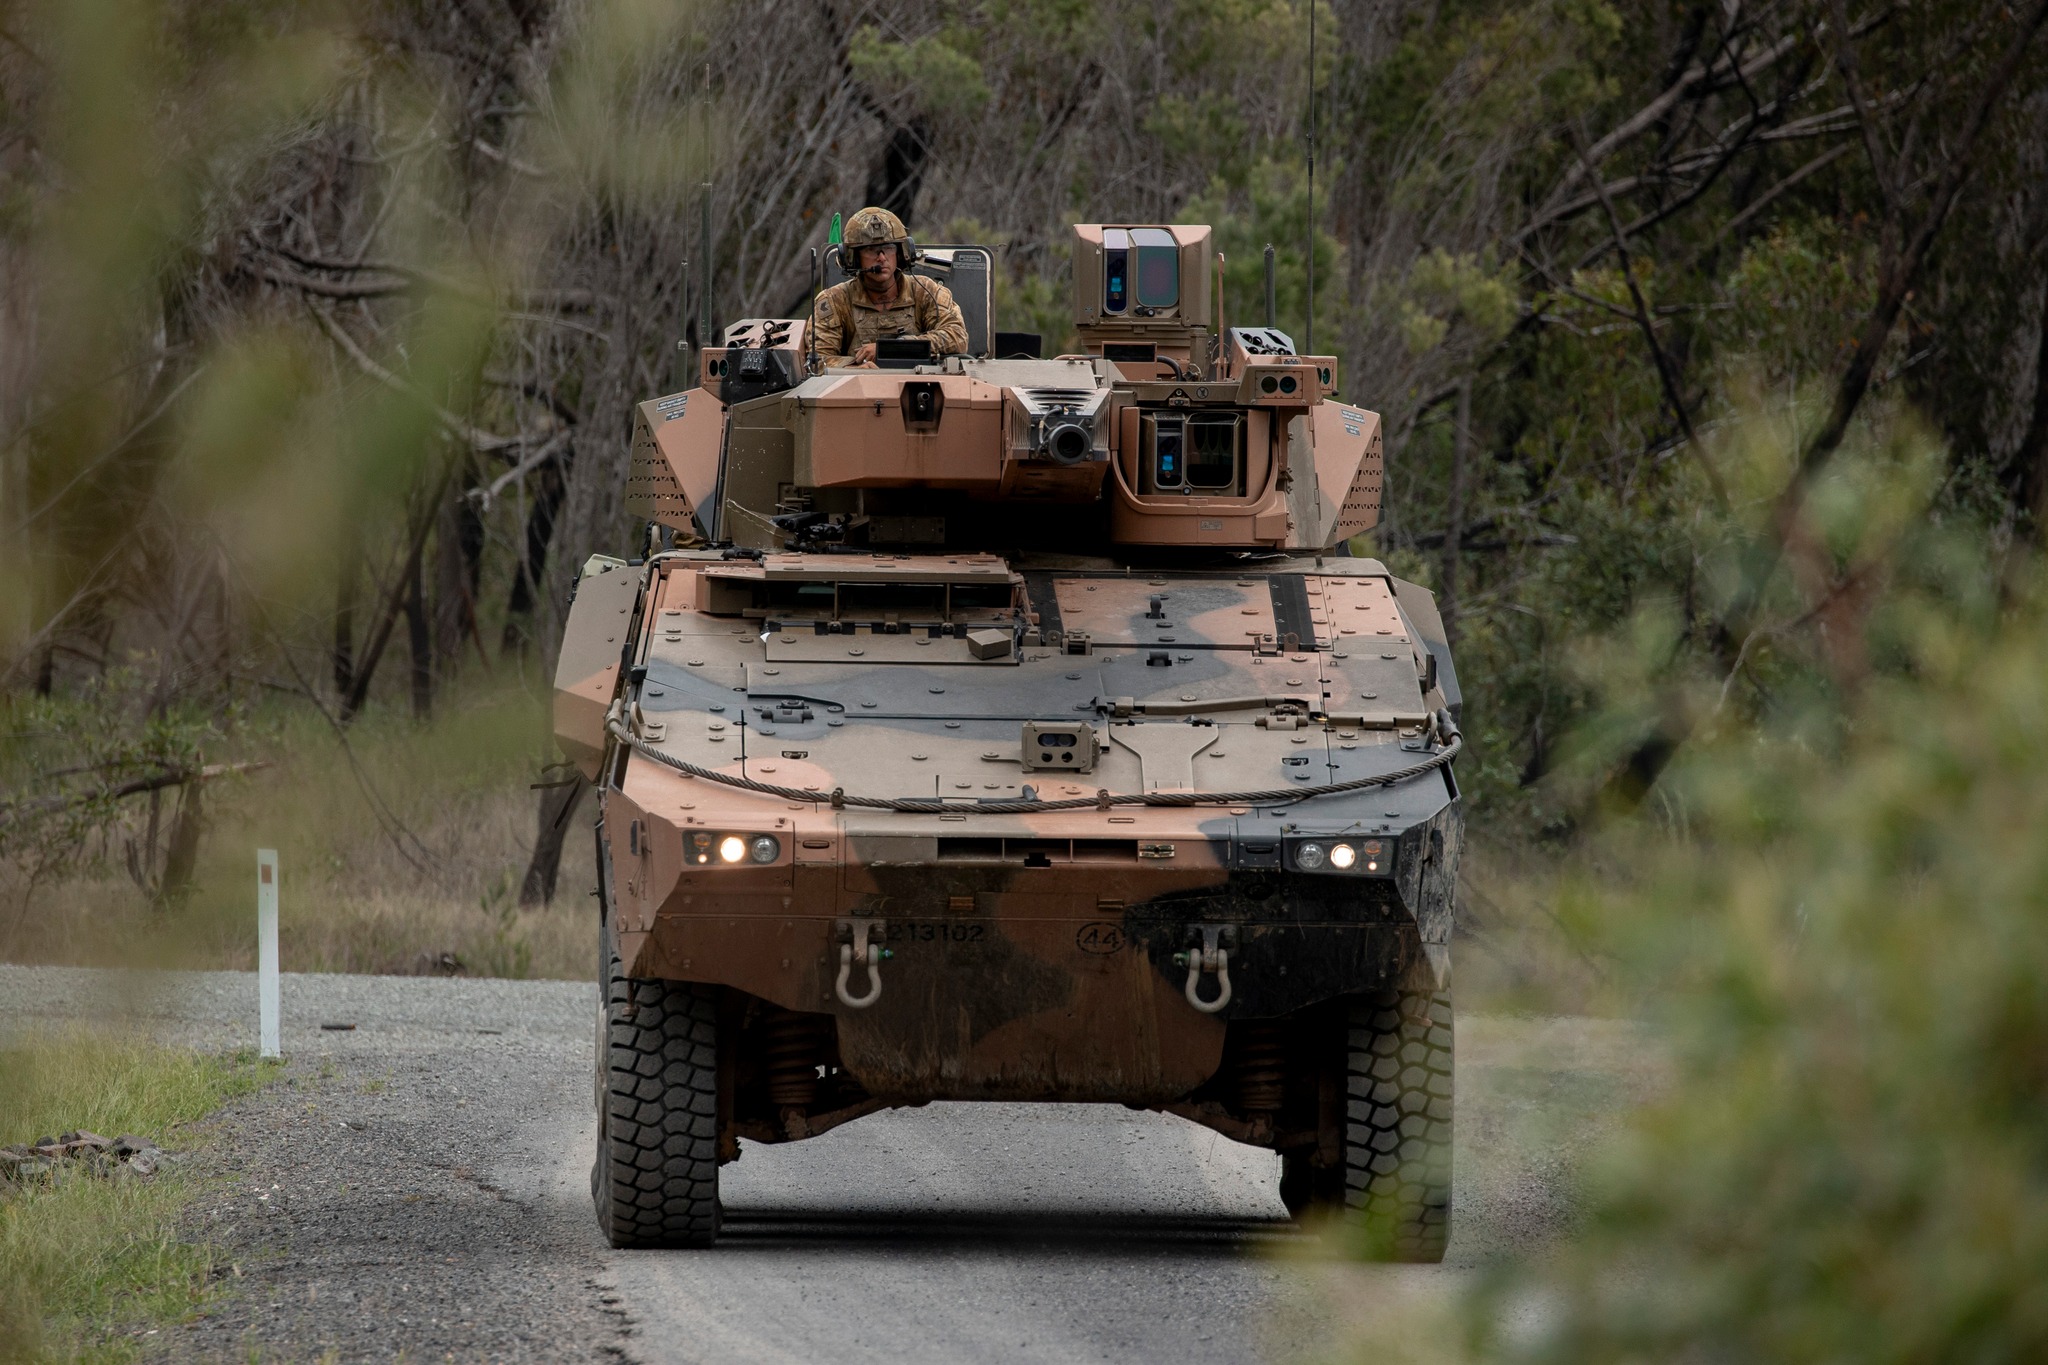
[257,849,280,1059]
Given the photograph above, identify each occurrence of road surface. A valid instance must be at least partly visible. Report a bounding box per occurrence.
[0,964,1652,1362]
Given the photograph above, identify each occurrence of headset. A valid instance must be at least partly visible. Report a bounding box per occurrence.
[837,238,921,277]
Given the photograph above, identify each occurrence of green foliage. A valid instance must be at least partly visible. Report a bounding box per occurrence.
[0,1030,277,1148]
[1396,186,1935,831]
[1399,248,1518,356]
[1187,158,1342,355]
[0,1031,279,1364]
[849,25,991,120]
[1462,556,2048,1363]
[1351,0,1620,213]
[1710,219,1888,389]
[1143,92,1253,179]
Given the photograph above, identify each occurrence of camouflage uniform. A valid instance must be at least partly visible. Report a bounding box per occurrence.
[813,205,969,365]
[813,273,969,365]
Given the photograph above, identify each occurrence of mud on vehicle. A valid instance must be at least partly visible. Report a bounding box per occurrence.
[559,224,1463,1257]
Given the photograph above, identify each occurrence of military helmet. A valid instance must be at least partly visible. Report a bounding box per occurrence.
[838,205,918,273]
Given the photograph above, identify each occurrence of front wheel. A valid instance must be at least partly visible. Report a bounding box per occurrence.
[592,918,721,1248]
[1338,987,1454,1261]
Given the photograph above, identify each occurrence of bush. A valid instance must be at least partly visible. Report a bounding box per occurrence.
[1460,558,2048,1360]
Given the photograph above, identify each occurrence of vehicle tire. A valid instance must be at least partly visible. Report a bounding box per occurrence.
[1344,986,1453,1262]
[592,915,721,1248]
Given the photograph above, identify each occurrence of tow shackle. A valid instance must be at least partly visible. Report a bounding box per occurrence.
[1176,924,1236,1014]
[834,919,888,1009]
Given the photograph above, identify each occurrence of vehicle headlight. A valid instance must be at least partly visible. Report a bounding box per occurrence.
[1362,839,1386,873]
[717,835,747,864]
[1296,841,1326,870]
[749,835,780,864]
[1329,842,1356,870]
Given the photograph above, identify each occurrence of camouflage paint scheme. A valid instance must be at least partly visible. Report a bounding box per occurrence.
[557,224,1463,1161]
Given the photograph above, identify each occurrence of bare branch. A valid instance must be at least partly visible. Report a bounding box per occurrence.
[257,262,410,301]
[1681,142,1856,270]
[1829,0,1897,205]
[1536,26,1807,222]
[468,428,573,511]
[265,243,599,311]
[0,761,268,830]
[1570,125,1730,510]
[1777,0,2048,512]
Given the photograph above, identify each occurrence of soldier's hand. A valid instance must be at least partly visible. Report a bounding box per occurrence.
[851,342,879,366]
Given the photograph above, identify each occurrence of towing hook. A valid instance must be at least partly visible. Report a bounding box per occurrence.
[835,920,885,1009]
[1182,924,1234,1014]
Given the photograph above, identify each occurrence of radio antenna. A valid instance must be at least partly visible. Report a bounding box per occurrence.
[807,247,821,375]
[1305,0,1316,356]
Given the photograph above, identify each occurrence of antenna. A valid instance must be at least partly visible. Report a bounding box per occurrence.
[807,247,821,374]
[698,64,713,351]
[699,184,712,349]
[1263,243,1276,329]
[1305,1,1316,356]
[676,258,689,390]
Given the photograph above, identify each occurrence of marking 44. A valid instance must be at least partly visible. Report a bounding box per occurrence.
[1075,922,1126,955]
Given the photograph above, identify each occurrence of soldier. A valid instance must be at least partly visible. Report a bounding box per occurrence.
[813,206,968,367]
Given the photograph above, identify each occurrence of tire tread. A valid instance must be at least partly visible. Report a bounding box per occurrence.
[1342,987,1453,1263]
[593,929,720,1248]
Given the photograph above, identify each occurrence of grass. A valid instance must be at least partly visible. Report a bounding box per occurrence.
[0,1029,281,1364]
[1,676,594,981]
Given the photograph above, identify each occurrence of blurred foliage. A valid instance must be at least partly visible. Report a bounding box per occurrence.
[1423,417,2048,1359]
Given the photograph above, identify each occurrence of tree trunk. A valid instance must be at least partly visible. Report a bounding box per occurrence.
[333,523,359,699]
[435,460,484,670]
[520,774,586,906]
[865,119,932,227]
[503,456,566,658]
[156,779,205,908]
[211,552,233,706]
[406,546,432,722]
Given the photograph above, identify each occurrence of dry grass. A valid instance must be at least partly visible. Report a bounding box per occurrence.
[1454,836,1617,1017]
[1,677,595,981]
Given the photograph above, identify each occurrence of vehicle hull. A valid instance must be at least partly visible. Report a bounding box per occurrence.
[604,789,1460,1104]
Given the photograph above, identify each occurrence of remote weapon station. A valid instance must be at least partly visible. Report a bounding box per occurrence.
[556,224,1463,1257]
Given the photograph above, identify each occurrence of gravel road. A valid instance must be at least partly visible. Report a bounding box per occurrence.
[0,964,1654,1363]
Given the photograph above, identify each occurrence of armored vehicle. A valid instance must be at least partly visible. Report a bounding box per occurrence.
[555,224,1463,1258]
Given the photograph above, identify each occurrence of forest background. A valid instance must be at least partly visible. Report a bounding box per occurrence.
[4,0,2048,1357]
